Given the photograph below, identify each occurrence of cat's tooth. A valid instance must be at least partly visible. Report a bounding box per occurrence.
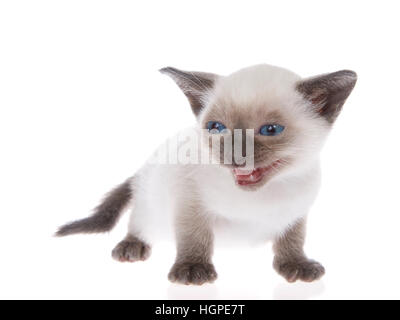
[234,169,254,175]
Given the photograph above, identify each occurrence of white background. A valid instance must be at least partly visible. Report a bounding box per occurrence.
[0,0,399,299]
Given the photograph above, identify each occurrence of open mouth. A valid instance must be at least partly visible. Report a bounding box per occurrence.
[232,160,282,186]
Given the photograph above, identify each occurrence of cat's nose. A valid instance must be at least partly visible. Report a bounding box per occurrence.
[232,162,246,169]
[231,162,246,168]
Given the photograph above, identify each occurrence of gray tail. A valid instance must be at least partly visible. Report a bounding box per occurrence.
[56,177,134,237]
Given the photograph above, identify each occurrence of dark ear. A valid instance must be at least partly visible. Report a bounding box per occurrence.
[296,70,357,123]
[160,67,218,116]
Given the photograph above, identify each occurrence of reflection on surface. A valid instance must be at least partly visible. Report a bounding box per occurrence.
[273,280,325,300]
[167,280,325,300]
[167,283,219,300]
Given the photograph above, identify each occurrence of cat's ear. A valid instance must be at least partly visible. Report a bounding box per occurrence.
[160,67,219,116]
[296,70,357,123]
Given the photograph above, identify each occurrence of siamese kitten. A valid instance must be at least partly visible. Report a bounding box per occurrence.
[56,64,357,285]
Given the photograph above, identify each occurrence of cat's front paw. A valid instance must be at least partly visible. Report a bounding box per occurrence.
[112,238,151,262]
[168,262,218,285]
[273,258,325,283]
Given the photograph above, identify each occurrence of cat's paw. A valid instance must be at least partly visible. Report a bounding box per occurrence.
[168,262,218,285]
[111,238,151,262]
[273,258,325,283]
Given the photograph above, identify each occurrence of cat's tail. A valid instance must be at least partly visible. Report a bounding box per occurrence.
[55,177,134,237]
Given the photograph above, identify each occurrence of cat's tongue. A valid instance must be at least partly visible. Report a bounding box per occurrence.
[233,167,267,186]
[233,161,281,186]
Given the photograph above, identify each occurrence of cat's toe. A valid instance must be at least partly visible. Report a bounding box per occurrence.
[273,258,325,283]
[168,262,217,285]
[112,238,151,262]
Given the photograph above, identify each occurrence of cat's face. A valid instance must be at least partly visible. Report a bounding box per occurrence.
[161,64,356,190]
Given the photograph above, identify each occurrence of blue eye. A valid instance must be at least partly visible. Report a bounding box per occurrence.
[259,124,285,136]
[207,121,227,133]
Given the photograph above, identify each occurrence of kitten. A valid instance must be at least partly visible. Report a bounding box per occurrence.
[56,64,357,285]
